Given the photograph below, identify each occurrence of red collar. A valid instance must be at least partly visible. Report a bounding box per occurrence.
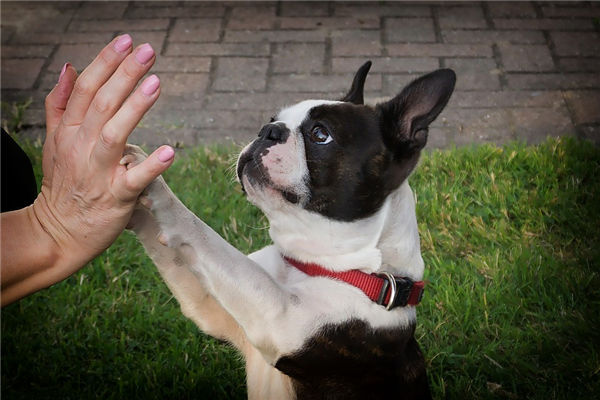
[284,257,425,310]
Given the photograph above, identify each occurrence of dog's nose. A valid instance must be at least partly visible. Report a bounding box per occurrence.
[258,123,285,143]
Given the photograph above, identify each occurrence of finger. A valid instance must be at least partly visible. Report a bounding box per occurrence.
[116,146,175,200]
[45,63,77,137]
[61,34,133,127]
[92,74,161,168]
[83,43,156,135]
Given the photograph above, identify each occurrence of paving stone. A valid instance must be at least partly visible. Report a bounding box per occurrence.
[204,92,333,111]
[578,125,600,145]
[438,6,487,29]
[12,32,114,45]
[225,30,327,43]
[425,127,454,149]
[512,107,575,143]
[1,59,45,90]
[332,30,382,56]
[280,17,380,30]
[270,73,381,93]
[197,128,258,146]
[281,2,330,17]
[169,18,222,42]
[453,128,515,146]
[451,91,565,108]
[387,43,493,57]
[228,6,277,30]
[0,89,46,109]
[385,18,436,42]
[124,31,168,54]
[22,107,46,127]
[213,58,269,92]
[434,108,514,144]
[74,1,127,20]
[39,72,64,90]
[126,6,225,18]
[550,32,600,57]
[2,45,54,58]
[2,7,73,33]
[1,25,16,44]
[153,73,210,109]
[129,125,199,149]
[493,18,594,30]
[272,43,326,73]
[487,2,537,17]
[507,73,600,90]
[144,109,271,130]
[444,58,501,90]
[165,42,270,57]
[558,58,600,72]
[498,43,555,72]
[563,91,600,125]
[153,57,211,73]
[541,5,596,17]
[133,1,181,8]
[382,74,423,96]
[335,4,431,17]
[332,57,438,73]
[47,43,104,72]
[69,19,170,32]
[441,29,545,44]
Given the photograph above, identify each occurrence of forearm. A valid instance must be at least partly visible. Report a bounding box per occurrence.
[1,205,64,306]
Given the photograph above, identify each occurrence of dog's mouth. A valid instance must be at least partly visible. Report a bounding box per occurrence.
[237,152,300,205]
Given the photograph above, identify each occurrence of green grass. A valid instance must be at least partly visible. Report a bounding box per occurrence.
[2,137,599,399]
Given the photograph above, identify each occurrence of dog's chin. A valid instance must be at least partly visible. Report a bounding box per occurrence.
[241,173,302,209]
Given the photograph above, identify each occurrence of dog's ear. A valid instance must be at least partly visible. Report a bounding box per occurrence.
[377,69,456,154]
[340,61,372,105]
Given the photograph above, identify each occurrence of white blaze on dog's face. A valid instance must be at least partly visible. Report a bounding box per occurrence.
[237,62,456,223]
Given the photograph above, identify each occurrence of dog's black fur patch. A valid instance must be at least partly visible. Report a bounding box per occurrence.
[299,67,456,222]
[275,319,432,400]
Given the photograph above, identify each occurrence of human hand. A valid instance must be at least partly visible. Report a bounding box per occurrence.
[34,34,175,276]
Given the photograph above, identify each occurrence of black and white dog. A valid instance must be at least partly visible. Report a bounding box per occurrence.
[124,61,455,399]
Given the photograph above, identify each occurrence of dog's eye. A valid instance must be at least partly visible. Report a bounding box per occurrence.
[270,116,276,123]
[310,125,333,145]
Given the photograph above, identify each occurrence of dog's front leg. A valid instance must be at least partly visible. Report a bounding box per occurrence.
[124,146,294,361]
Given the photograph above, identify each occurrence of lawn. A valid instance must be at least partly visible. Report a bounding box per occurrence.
[2,136,599,399]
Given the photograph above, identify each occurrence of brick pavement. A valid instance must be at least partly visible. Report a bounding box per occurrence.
[1,1,599,149]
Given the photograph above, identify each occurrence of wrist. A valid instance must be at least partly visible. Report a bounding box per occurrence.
[30,193,82,275]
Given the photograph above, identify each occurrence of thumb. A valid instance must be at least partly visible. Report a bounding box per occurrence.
[119,145,175,199]
[45,63,77,136]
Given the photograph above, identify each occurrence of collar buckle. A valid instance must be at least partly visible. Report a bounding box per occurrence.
[376,272,425,310]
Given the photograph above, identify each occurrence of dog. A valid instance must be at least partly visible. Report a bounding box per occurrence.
[124,61,455,400]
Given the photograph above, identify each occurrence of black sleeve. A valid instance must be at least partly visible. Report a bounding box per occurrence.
[1,128,38,212]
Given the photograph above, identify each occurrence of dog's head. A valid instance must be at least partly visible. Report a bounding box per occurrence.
[237,62,455,222]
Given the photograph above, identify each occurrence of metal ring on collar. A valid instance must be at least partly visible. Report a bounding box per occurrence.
[378,271,397,311]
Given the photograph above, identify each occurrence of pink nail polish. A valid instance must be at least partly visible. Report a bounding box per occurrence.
[141,75,160,96]
[158,146,175,163]
[135,43,154,64]
[114,34,132,53]
[59,62,70,82]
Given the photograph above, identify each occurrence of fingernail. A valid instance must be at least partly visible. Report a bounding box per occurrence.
[141,74,160,96]
[58,62,71,82]
[158,146,174,163]
[114,33,132,53]
[135,43,154,65]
